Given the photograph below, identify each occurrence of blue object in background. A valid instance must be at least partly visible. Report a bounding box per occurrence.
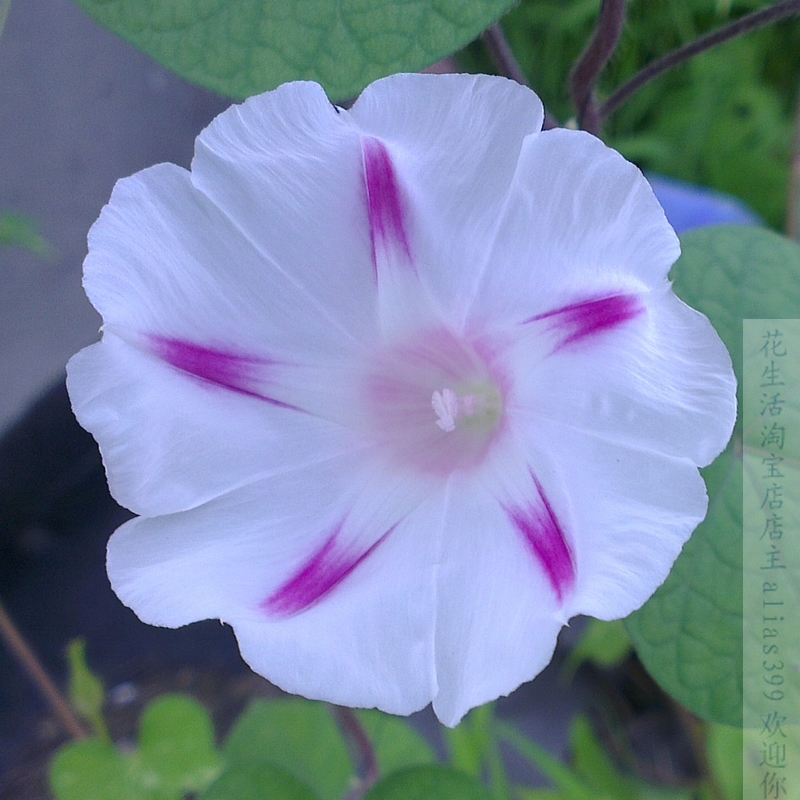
[648,174,762,234]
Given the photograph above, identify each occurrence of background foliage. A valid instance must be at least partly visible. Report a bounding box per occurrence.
[72,0,800,229]
[72,0,518,101]
[463,0,800,229]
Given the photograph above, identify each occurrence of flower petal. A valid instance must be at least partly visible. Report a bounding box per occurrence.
[431,392,712,724]
[350,73,544,324]
[260,517,394,618]
[511,282,736,468]
[362,137,414,279]
[83,162,364,362]
[432,479,564,727]
[107,456,439,715]
[67,334,354,516]
[67,74,738,728]
[191,82,377,344]
[145,335,299,410]
[524,293,645,352]
[503,470,576,605]
[360,136,434,342]
[516,419,710,622]
[472,129,680,325]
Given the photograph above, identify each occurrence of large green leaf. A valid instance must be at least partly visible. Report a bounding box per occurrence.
[626,226,800,726]
[363,765,493,800]
[71,0,516,101]
[706,724,742,800]
[741,320,800,731]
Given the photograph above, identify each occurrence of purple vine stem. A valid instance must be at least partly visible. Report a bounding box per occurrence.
[333,706,379,800]
[570,0,628,134]
[599,0,800,125]
[481,22,559,129]
[482,22,528,88]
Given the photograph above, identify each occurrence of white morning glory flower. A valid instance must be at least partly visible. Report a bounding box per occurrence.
[67,73,736,727]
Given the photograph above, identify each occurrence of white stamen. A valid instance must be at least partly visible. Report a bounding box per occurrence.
[432,388,459,432]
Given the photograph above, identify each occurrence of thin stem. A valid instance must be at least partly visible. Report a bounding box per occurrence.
[0,597,89,740]
[333,706,379,800]
[600,0,800,124]
[481,22,559,129]
[570,0,628,134]
[481,22,528,87]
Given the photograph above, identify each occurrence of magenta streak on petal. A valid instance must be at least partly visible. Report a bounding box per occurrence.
[363,138,413,277]
[505,474,575,604]
[526,294,643,351]
[262,521,396,618]
[147,336,300,411]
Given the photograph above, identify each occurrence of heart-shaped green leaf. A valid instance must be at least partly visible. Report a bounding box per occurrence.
[137,694,224,794]
[72,0,516,101]
[50,739,137,800]
[202,763,320,800]
[626,226,800,726]
[222,699,352,800]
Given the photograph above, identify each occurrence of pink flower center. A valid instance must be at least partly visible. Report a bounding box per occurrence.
[362,328,506,475]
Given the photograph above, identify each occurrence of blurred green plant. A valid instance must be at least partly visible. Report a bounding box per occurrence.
[49,638,744,800]
[0,0,11,41]
[0,212,55,258]
[498,714,734,800]
[66,639,108,741]
[562,620,632,681]
[461,0,800,228]
[51,693,225,800]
